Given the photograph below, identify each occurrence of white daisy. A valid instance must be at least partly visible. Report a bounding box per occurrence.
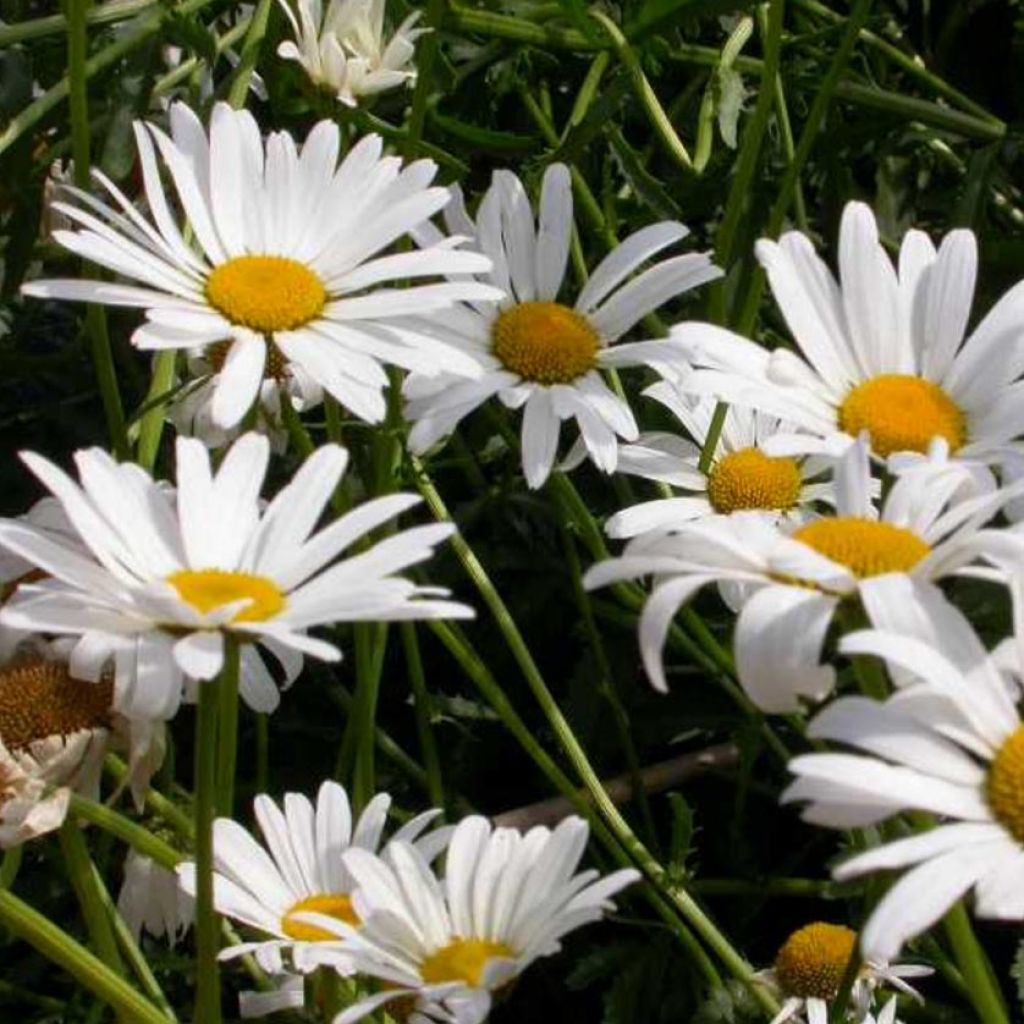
[402,165,722,488]
[299,814,639,1024]
[176,780,449,977]
[22,101,500,430]
[783,603,1024,960]
[604,383,834,539]
[117,848,194,946]
[584,436,1017,711]
[668,200,1024,467]
[0,433,472,721]
[278,0,426,107]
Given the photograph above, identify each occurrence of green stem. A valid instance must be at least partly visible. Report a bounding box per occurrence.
[256,712,269,795]
[0,0,154,45]
[215,638,241,817]
[69,794,183,871]
[0,888,169,1024]
[104,755,194,838]
[194,679,222,1024]
[943,902,1009,1024]
[136,351,177,472]
[0,846,22,889]
[405,0,448,148]
[401,623,445,809]
[350,622,388,809]
[226,0,274,107]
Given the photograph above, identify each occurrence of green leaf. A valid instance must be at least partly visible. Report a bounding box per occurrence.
[667,792,696,875]
[606,126,685,221]
[428,106,538,153]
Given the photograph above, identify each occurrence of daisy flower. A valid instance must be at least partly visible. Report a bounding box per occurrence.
[584,436,1017,712]
[117,848,194,946]
[763,921,929,1024]
[402,164,722,488]
[0,433,472,721]
[604,382,834,539]
[22,102,500,431]
[299,814,639,1024]
[278,0,426,107]
[784,605,1024,960]
[668,201,1024,467]
[176,781,449,977]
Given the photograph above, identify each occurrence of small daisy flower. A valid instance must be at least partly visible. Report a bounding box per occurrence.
[584,436,1018,711]
[278,0,426,107]
[176,781,449,977]
[402,165,722,488]
[669,201,1024,467]
[0,433,472,721]
[117,848,194,946]
[604,383,834,539]
[784,607,1024,960]
[22,102,500,431]
[300,814,639,1024]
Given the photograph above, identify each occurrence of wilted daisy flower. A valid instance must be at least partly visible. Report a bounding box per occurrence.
[0,433,472,721]
[278,0,426,107]
[784,608,1024,960]
[604,383,834,539]
[177,781,449,977]
[402,165,721,488]
[117,848,194,945]
[22,102,499,430]
[584,436,1017,711]
[669,201,1024,466]
[300,814,639,1024]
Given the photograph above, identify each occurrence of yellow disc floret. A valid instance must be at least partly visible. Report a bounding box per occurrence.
[491,301,600,384]
[839,374,965,456]
[707,448,803,513]
[791,518,931,578]
[0,659,113,751]
[205,255,327,333]
[988,726,1024,844]
[168,570,285,623]
[420,938,516,988]
[281,893,359,941]
[774,922,856,1000]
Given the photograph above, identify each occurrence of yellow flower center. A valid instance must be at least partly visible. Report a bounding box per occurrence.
[987,726,1024,844]
[167,570,285,623]
[205,255,327,333]
[281,893,359,941]
[491,301,599,384]
[838,374,965,456]
[0,659,112,751]
[790,518,931,579]
[706,448,803,513]
[774,922,856,1000]
[420,938,516,988]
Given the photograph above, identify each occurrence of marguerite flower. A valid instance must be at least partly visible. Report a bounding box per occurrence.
[22,102,500,430]
[604,383,833,539]
[298,814,639,1024]
[669,201,1024,467]
[784,605,1024,960]
[584,436,1017,711]
[402,164,721,488]
[0,433,472,721]
[176,781,449,977]
[278,0,426,106]
[117,848,194,945]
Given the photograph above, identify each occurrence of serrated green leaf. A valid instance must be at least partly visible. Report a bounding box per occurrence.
[606,126,685,221]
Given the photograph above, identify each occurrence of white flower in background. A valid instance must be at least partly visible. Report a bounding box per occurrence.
[298,814,639,1024]
[603,383,834,539]
[117,848,194,945]
[584,436,1018,711]
[669,201,1024,468]
[0,433,473,722]
[22,102,499,431]
[402,165,721,488]
[278,0,426,107]
[177,781,449,979]
[784,600,1024,960]
[763,921,929,1024]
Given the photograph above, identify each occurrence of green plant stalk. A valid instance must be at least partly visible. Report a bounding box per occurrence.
[0,0,155,45]
[194,677,223,1024]
[943,903,1009,1024]
[135,352,177,471]
[153,18,252,98]
[405,0,448,148]
[0,846,23,890]
[256,711,269,794]
[104,755,194,838]
[0,888,169,1024]
[69,794,184,871]
[401,623,445,809]
[350,621,388,809]
[227,0,274,107]
[216,639,241,817]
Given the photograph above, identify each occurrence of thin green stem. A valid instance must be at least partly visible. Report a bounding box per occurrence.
[215,638,241,817]
[226,0,274,108]
[104,755,194,838]
[68,794,183,871]
[350,622,388,809]
[401,623,445,809]
[943,902,1009,1024]
[136,351,177,471]
[0,846,23,890]
[0,0,154,45]
[405,0,448,148]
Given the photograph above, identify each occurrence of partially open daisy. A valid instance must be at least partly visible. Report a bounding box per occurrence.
[784,604,1024,960]
[605,383,833,539]
[22,102,499,430]
[298,814,639,1023]
[177,781,448,977]
[402,164,721,488]
[669,201,1024,468]
[118,848,194,946]
[585,436,1018,711]
[0,433,472,721]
